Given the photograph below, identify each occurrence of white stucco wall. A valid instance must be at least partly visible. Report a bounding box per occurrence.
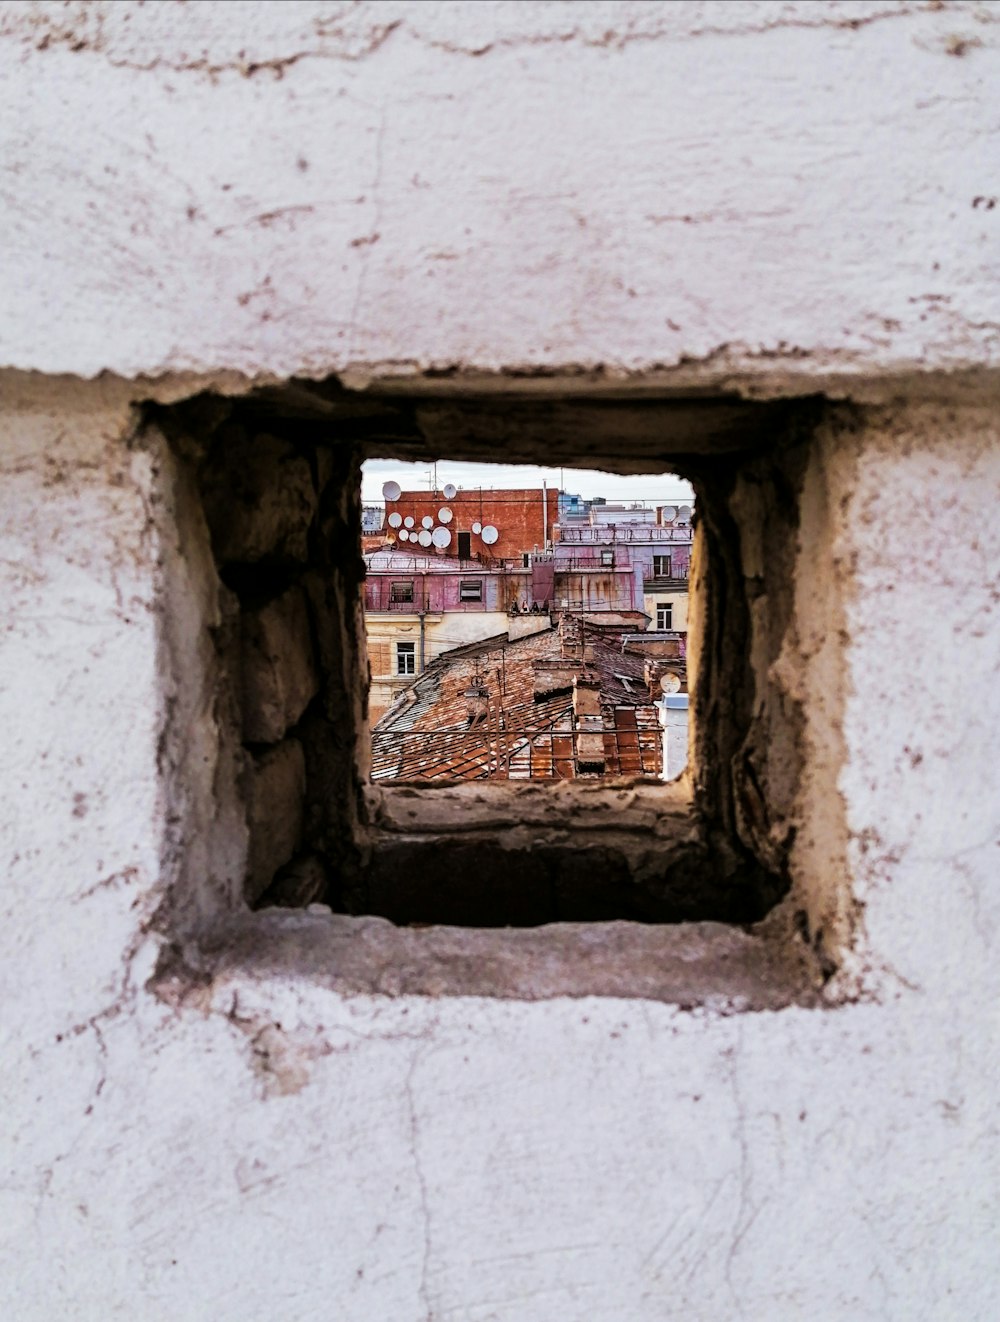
[1,0,998,382]
[2,3,999,1319]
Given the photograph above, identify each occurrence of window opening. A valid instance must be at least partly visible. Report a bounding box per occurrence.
[656,601,673,630]
[653,554,672,577]
[146,382,808,935]
[459,579,483,601]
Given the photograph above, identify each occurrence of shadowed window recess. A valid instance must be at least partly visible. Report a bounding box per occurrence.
[144,380,812,928]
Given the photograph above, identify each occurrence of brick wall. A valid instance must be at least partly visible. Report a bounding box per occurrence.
[385,488,556,558]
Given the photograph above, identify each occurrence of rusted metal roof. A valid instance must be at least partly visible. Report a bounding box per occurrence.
[371,616,666,782]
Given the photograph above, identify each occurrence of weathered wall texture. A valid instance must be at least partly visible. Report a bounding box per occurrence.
[1,0,998,381]
[2,2,999,1319]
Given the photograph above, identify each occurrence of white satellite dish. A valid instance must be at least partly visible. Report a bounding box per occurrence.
[388,512,402,528]
[661,505,677,523]
[660,672,682,695]
[398,529,409,541]
[404,516,414,528]
[481,524,499,546]
[438,507,453,524]
[677,505,692,521]
[432,526,452,549]
[443,483,457,500]
[417,529,432,547]
[472,521,482,534]
[382,480,401,501]
[421,516,434,530]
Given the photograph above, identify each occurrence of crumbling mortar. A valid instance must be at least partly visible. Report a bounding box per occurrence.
[3,1,976,80]
[723,1021,761,1310]
[134,375,888,983]
[347,101,389,360]
[151,380,810,924]
[404,1047,435,1322]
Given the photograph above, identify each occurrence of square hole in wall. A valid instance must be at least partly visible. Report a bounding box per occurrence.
[147,379,818,938]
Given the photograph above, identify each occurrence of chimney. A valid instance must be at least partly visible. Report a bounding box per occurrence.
[572,672,605,773]
[532,658,582,700]
[463,665,490,726]
[643,658,666,700]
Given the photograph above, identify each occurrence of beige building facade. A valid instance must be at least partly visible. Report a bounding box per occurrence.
[642,585,689,634]
[366,608,512,723]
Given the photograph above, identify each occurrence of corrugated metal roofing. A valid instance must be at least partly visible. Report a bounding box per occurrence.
[371,616,666,782]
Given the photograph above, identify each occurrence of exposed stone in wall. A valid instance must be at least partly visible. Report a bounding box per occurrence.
[241,586,318,744]
[145,380,833,927]
[246,739,306,904]
[149,395,367,907]
[257,852,329,910]
[200,428,317,567]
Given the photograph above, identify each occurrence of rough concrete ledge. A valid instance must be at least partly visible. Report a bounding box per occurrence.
[159,909,822,1010]
[366,777,694,835]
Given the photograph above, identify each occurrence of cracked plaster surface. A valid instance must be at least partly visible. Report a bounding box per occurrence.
[4,2,997,72]
[1,1,998,380]
[2,387,997,1320]
[1,7,999,1314]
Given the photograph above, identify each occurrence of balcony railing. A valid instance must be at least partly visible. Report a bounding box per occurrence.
[556,525,691,544]
[642,575,690,591]
[364,594,431,613]
[551,557,635,572]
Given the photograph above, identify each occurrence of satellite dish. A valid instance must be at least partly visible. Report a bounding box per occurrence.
[443,483,457,500]
[677,505,692,522]
[660,672,682,695]
[432,526,452,549]
[472,521,482,534]
[387,512,402,528]
[404,516,414,528]
[382,480,401,501]
[421,516,434,530]
[398,529,409,541]
[438,507,453,524]
[661,505,677,523]
[417,529,432,547]
[481,525,499,546]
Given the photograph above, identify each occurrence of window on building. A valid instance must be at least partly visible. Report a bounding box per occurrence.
[601,549,614,566]
[390,580,414,604]
[459,579,483,601]
[656,601,673,630]
[396,641,416,675]
[653,554,672,577]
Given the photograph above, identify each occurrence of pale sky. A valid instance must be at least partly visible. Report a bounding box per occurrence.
[361,459,694,505]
